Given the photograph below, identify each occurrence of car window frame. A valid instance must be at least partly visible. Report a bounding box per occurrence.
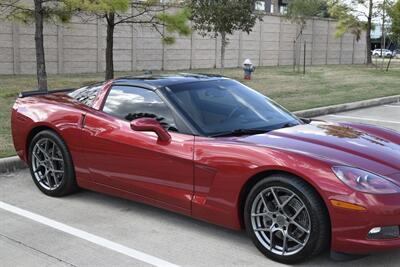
[68,82,105,108]
[100,84,196,135]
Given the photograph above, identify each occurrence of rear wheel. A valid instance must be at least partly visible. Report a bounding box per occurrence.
[244,174,330,264]
[28,130,78,197]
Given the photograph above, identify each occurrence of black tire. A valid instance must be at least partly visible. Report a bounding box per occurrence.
[28,130,78,197]
[244,174,330,264]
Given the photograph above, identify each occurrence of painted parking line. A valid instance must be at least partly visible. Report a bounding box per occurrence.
[327,115,400,124]
[384,104,400,108]
[0,201,180,267]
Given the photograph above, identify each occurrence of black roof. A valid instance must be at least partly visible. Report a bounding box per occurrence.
[112,73,227,90]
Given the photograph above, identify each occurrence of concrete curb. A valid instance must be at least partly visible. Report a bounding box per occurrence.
[0,156,27,174]
[294,95,400,118]
[1,95,400,174]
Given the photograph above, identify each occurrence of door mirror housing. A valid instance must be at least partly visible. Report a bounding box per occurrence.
[130,118,171,142]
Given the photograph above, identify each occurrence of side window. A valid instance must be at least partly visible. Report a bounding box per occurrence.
[69,83,103,107]
[103,86,178,131]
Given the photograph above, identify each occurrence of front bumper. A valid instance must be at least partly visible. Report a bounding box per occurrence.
[329,192,400,254]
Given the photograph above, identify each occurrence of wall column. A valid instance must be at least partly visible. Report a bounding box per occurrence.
[339,35,343,64]
[162,24,166,70]
[214,36,218,68]
[12,23,20,75]
[258,21,263,67]
[325,20,330,65]
[311,19,315,66]
[352,36,355,64]
[57,25,64,74]
[238,32,242,67]
[277,16,282,66]
[189,28,194,70]
[97,19,102,73]
[131,25,137,72]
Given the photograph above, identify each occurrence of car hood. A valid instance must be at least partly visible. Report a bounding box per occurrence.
[227,121,400,176]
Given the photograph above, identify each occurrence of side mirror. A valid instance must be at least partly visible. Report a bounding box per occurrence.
[130,118,171,142]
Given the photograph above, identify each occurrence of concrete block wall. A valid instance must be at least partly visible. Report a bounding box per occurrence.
[0,23,13,74]
[0,14,367,75]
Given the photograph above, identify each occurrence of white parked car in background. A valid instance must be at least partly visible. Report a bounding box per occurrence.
[372,49,393,57]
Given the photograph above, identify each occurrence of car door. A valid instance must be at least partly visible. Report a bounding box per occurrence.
[81,85,194,213]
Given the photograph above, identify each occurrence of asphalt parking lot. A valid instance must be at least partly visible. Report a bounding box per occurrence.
[1,102,400,267]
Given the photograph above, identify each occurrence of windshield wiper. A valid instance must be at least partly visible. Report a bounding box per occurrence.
[300,118,312,124]
[281,122,299,128]
[209,128,271,137]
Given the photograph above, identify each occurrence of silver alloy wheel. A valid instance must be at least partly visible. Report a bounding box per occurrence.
[32,138,65,191]
[250,186,311,256]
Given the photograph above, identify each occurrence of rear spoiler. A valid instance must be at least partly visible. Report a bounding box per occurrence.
[18,88,75,98]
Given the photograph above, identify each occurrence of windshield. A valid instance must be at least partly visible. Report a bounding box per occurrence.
[164,79,302,136]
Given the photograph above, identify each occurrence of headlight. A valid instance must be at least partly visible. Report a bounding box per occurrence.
[332,166,400,194]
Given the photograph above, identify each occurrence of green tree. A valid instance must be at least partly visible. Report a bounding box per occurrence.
[389,0,400,44]
[0,0,75,91]
[68,0,191,80]
[286,0,330,37]
[187,0,260,69]
[285,0,329,72]
[329,0,379,64]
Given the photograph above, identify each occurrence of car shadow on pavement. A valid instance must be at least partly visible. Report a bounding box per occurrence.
[67,189,400,266]
[2,170,400,267]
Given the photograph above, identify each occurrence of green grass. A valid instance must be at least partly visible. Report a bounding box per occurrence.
[1,64,400,158]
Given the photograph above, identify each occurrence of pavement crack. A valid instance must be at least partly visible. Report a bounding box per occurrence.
[0,233,78,267]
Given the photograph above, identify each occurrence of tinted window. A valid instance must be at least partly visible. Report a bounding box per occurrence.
[165,79,301,136]
[69,83,103,106]
[103,86,177,131]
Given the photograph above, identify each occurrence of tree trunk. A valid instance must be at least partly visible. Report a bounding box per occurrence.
[366,0,373,64]
[220,32,226,70]
[105,13,115,80]
[34,0,47,91]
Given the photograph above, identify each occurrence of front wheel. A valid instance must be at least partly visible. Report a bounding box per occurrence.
[244,174,330,264]
[28,130,78,197]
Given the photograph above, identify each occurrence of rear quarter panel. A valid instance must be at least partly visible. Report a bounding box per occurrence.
[11,93,92,182]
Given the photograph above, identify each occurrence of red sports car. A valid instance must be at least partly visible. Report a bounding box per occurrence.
[11,74,400,263]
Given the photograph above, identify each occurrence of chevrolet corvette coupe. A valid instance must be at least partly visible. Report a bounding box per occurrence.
[11,74,400,263]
